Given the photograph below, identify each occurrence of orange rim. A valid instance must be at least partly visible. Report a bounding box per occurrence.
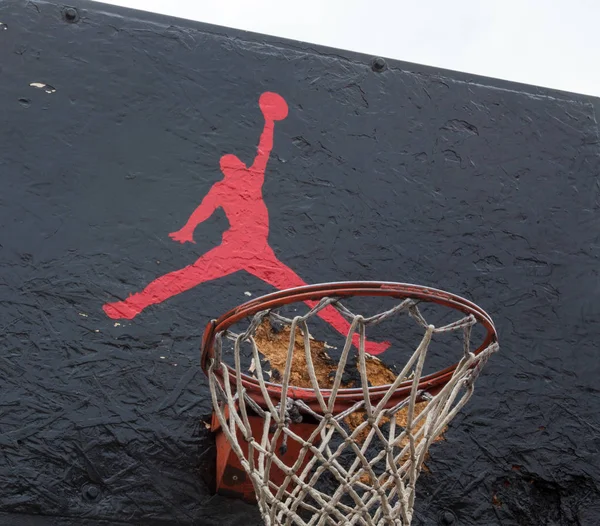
[201,281,498,414]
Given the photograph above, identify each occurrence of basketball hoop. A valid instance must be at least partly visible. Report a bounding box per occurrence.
[201,282,499,525]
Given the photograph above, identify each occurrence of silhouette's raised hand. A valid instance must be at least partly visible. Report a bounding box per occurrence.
[259,92,288,121]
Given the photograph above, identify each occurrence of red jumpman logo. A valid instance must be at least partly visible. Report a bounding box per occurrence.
[103,92,389,355]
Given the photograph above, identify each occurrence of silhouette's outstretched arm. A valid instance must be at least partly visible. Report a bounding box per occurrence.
[169,186,220,244]
[250,119,275,175]
[250,92,288,174]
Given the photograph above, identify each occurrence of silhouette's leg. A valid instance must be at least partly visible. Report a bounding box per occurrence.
[246,251,390,355]
[103,246,243,319]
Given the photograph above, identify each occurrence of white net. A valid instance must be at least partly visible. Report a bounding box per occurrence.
[206,294,498,526]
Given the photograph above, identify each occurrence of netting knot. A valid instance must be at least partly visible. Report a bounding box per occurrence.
[272,398,305,455]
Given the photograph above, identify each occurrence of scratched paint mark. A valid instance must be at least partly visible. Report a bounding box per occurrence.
[30,82,56,94]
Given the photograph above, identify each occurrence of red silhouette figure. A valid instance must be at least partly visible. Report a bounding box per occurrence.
[103,92,389,355]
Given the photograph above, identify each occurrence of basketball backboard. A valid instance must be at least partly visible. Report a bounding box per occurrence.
[1,1,599,524]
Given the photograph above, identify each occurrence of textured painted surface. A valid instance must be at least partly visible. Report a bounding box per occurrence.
[0,0,599,524]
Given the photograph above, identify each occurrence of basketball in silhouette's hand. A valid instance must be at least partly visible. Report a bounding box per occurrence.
[259,92,288,121]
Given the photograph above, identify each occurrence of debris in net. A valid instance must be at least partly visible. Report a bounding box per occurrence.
[252,318,444,450]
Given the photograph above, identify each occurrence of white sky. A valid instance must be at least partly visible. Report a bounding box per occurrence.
[95,0,600,98]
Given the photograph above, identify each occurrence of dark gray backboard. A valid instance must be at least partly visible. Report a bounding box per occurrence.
[1,1,599,524]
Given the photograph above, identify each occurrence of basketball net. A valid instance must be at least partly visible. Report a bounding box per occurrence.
[203,284,499,526]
